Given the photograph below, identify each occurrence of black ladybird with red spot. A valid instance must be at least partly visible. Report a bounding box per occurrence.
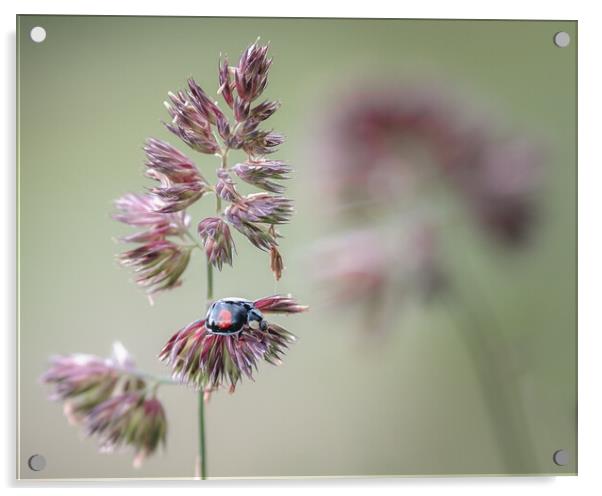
[205,297,268,335]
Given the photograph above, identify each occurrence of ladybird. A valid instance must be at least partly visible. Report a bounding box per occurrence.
[205,297,268,335]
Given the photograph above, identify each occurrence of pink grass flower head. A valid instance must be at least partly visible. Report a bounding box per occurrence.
[159,295,307,393]
[164,88,220,155]
[232,159,291,194]
[114,193,192,300]
[215,169,241,203]
[238,193,294,225]
[241,130,285,156]
[85,393,167,468]
[113,193,189,243]
[197,217,235,270]
[115,40,295,280]
[117,240,192,296]
[42,343,167,466]
[224,203,280,252]
[234,40,272,103]
[144,138,210,213]
[41,353,120,426]
[223,192,292,258]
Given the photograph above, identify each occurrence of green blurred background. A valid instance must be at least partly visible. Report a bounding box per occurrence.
[17,16,576,479]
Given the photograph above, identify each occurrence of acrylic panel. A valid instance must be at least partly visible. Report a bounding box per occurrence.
[17,16,577,480]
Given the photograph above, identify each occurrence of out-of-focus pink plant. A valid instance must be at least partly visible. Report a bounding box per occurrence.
[315,82,542,473]
[317,83,542,316]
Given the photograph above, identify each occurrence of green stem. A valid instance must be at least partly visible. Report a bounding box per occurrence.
[197,260,213,480]
[198,385,207,480]
[451,278,536,473]
[183,230,202,250]
[196,135,229,480]
[206,261,214,307]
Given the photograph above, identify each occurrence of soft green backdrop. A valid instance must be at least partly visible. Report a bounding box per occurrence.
[17,16,576,479]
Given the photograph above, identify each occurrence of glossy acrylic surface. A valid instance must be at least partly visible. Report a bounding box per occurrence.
[17,16,577,479]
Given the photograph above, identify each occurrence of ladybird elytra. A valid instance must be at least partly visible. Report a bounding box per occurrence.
[216,308,233,329]
[205,298,268,335]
